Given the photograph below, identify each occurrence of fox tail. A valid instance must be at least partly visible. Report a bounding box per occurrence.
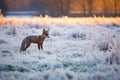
[20,41,26,51]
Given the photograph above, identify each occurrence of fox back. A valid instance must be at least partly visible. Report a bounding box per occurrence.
[20,29,49,51]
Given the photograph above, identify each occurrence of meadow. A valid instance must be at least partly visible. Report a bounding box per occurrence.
[0,15,120,80]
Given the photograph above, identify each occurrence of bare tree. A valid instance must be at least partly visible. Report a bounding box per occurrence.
[54,0,71,16]
[66,0,71,15]
[81,0,86,14]
[0,0,8,16]
[29,0,45,16]
[77,0,87,14]
[102,0,107,15]
[113,0,120,16]
[87,0,94,15]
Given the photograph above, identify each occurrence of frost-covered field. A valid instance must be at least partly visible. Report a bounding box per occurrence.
[0,16,120,80]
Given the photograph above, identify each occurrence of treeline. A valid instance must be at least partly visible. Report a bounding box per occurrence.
[0,0,120,16]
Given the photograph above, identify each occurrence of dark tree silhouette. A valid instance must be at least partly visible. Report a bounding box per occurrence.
[77,0,87,14]
[81,0,86,14]
[1,0,120,17]
[87,0,94,15]
[29,0,45,16]
[54,0,71,16]
[113,0,120,16]
[0,0,8,16]
[103,0,107,15]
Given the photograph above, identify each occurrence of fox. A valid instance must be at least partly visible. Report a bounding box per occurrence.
[20,29,49,51]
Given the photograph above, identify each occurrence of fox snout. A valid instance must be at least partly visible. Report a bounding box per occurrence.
[43,35,49,38]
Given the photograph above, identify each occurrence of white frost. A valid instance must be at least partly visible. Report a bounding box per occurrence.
[0,16,120,80]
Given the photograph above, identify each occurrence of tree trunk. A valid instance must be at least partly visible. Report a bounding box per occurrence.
[82,0,86,14]
[103,0,107,15]
[65,0,71,16]
[87,0,93,16]
[114,0,117,16]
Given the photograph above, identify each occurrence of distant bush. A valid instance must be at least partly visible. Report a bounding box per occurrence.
[103,37,120,65]
[94,35,120,65]
[37,63,51,72]
[104,23,120,27]
[0,39,7,44]
[0,64,29,72]
[97,41,109,52]
[29,23,41,29]
[106,53,120,65]
[71,32,87,40]
[97,38,120,64]
[51,30,62,36]
[1,50,11,53]
[7,26,17,36]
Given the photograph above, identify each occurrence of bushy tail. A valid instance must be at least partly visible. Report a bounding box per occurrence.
[20,39,31,51]
[20,40,26,51]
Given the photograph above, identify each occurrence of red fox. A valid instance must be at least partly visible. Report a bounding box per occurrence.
[20,29,49,51]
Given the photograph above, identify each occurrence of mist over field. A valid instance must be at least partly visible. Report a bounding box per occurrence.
[0,16,120,80]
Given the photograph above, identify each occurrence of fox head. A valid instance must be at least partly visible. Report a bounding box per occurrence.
[42,29,50,38]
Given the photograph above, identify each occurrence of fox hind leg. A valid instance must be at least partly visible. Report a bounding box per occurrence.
[24,41,31,51]
[38,43,40,50]
[37,43,43,50]
[40,43,43,50]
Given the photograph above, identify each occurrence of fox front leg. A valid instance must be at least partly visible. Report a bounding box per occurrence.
[38,43,40,50]
[40,43,43,50]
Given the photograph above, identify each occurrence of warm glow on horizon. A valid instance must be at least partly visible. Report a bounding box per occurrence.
[0,14,120,28]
